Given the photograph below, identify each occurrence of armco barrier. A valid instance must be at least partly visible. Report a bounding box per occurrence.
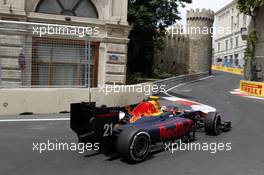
[0,73,209,116]
[154,72,209,92]
[212,65,244,75]
[240,80,264,98]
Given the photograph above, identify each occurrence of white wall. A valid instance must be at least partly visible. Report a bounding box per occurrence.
[0,83,152,116]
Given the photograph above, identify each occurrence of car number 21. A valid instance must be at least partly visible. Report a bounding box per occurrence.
[103,123,113,137]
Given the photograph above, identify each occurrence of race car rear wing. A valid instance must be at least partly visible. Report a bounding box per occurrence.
[70,102,120,143]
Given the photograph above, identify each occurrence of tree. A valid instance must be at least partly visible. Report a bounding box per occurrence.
[237,0,264,80]
[127,0,192,77]
[238,0,264,31]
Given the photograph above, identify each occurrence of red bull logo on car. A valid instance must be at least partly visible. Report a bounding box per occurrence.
[159,121,192,140]
[128,96,162,123]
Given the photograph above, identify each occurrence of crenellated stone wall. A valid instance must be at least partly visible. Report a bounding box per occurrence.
[154,9,214,75]
[187,8,214,74]
[154,34,190,75]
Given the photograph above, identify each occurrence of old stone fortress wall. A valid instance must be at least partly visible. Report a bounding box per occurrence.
[154,8,214,75]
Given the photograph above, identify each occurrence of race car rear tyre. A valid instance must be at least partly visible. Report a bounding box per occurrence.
[205,112,221,136]
[116,128,151,162]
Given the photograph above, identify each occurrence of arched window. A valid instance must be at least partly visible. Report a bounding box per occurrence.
[36,0,98,18]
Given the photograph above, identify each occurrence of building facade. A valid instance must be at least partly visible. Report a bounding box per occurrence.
[213,0,251,68]
[0,0,130,87]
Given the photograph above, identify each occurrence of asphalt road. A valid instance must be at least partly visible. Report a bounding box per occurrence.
[1,71,264,175]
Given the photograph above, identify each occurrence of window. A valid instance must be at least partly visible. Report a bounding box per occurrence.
[230,38,233,49]
[32,38,99,87]
[237,14,240,29]
[225,40,228,51]
[235,54,239,66]
[218,42,221,53]
[36,0,98,18]
[235,37,239,48]
[229,55,233,67]
[224,56,228,67]
[231,16,234,31]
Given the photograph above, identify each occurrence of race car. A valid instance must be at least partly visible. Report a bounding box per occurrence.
[70,96,231,162]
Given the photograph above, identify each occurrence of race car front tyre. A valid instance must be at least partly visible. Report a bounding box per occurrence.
[116,128,151,162]
[205,112,221,136]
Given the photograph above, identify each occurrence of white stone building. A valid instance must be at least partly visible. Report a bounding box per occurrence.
[213,0,251,68]
[0,0,130,87]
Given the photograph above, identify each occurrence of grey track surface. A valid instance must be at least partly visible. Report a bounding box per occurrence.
[1,71,264,175]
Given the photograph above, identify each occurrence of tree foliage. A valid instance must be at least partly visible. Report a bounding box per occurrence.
[237,0,264,80]
[127,0,192,77]
[237,0,264,17]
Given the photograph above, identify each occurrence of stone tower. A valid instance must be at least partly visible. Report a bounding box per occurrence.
[187,9,214,73]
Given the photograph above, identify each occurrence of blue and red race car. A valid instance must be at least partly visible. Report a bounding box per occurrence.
[70,96,231,162]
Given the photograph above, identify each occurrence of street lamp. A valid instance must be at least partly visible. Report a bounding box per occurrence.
[241,27,248,41]
[85,34,91,102]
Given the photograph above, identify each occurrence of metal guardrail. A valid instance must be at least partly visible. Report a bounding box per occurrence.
[153,72,209,93]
